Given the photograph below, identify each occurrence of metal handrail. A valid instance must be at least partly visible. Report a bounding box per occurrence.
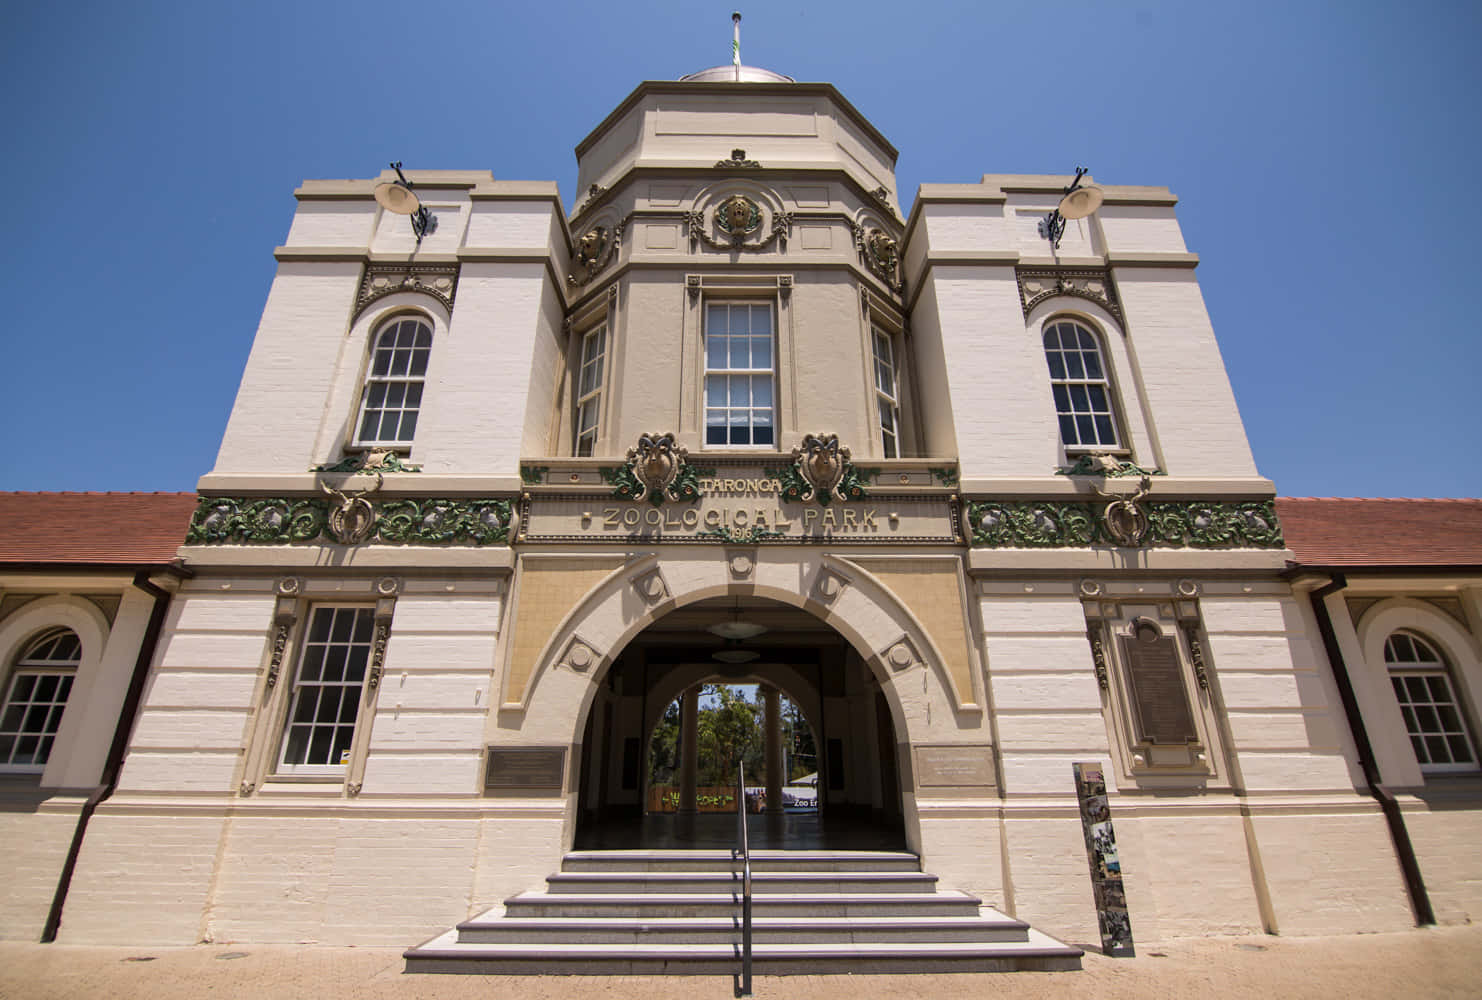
[735,762,753,996]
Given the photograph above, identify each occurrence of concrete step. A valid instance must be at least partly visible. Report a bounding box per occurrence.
[559,849,923,873]
[455,911,1035,945]
[545,870,939,894]
[404,928,1084,976]
[503,889,985,919]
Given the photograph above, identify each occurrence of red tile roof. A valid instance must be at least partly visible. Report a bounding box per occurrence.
[0,492,196,566]
[1276,497,1482,568]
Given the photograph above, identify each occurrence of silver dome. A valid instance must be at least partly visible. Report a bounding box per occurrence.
[679,64,796,83]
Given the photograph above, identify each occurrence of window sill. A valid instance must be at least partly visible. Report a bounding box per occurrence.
[267,773,347,784]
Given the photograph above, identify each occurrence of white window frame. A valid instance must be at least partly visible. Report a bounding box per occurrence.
[703,301,777,449]
[277,605,376,776]
[573,323,608,457]
[1043,318,1121,452]
[871,326,902,459]
[353,315,434,448]
[0,627,80,773]
[1385,630,1478,774]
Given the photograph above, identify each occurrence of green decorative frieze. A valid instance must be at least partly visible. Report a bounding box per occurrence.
[520,464,549,485]
[966,499,1283,549]
[375,499,512,545]
[1056,455,1162,478]
[188,498,328,545]
[186,496,512,546]
[928,466,960,488]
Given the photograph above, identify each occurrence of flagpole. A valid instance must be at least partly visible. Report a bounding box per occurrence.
[732,12,742,81]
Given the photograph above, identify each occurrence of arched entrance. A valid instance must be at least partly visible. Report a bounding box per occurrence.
[572,595,906,850]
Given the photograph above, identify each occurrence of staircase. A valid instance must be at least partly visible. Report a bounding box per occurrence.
[404,849,1082,975]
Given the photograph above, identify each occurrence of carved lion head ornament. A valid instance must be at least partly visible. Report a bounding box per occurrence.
[716,194,763,236]
[575,226,608,268]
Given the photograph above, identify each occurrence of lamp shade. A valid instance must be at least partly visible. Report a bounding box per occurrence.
[1057,184,1104,220]
[374,181,421,216]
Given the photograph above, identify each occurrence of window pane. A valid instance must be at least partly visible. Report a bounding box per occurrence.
[1069,385,1090,411]
[309,727,333,766]
[1448,735,1474,762]
[1064,352,1085,379]
[728,376,750,407]
[397,411,418,441]
[729,336,749,369]
[706,379,725,407]
[1094,415,1115,444]
[706,304,729,337]
[752,419,773,446]
[706,334,727,369]
[752,378,772,407]
[751,335,771,369]
[1052,385,1070,411]
[1076,415,1096,442]
[1084,352,1103,379]
[1047,352,1066,379]
[706,424,727,445]
[1059,415,1078,442]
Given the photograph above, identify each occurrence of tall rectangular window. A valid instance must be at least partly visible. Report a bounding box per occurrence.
[704,302,774,447]
[279,607,374,773]
[1386,631,1477,773]
[872,328,901,458]
[573,324,607,456]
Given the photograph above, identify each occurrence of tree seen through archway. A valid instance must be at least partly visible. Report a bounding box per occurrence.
[647,684,817,812]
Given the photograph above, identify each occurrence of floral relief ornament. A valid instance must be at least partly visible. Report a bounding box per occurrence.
[600,432,706,506]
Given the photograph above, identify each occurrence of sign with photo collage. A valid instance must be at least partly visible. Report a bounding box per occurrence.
[1073,761,1135,956]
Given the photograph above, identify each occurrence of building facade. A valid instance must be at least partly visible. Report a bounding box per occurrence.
[5,65,1480,953]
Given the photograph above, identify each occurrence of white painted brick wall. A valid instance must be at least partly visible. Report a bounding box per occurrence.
[1112,269,1258,478]
[60,812,227,944]
[1112,812,1263,941]
[0,806,81,940]
[212,263,361,474]
[1248,810,1413,935]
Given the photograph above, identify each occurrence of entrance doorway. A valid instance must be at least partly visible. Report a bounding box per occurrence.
[572,596,906,850]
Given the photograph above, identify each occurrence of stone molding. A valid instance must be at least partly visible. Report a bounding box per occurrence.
[355,263,458,318]
[1016,266,1121,322]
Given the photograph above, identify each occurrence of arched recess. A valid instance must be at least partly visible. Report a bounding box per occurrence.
[312,293,454,464]
[1355,598,1482,785]
[505,551,973,742]
[0,595,113,785]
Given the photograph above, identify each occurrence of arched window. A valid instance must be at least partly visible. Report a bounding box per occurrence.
[1043,319,1120,450]
[1386,630,1477,772]
[0,627,81,770]
[355,316,433,447]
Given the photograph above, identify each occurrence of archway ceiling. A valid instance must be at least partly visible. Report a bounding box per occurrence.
[633,596,841,649]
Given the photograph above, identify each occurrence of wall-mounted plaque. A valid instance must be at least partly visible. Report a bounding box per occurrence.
[914,745,996,789]
[1118,630,1197,745]
[485,746,567,791]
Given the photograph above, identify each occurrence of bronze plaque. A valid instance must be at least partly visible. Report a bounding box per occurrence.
[1118,633,1196,745]
[485,747,566,790]
[914,745,996,789]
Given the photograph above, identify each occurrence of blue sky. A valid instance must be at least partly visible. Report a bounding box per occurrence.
[3,1,1478,497]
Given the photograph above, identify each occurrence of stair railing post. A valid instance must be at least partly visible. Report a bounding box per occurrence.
[736,759,752,996]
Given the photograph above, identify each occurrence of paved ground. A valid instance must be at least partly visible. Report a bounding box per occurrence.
[2,925,1479,999]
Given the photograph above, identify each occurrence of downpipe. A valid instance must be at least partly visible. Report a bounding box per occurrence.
[1306,573,1434,926]
[41,567,185,942]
